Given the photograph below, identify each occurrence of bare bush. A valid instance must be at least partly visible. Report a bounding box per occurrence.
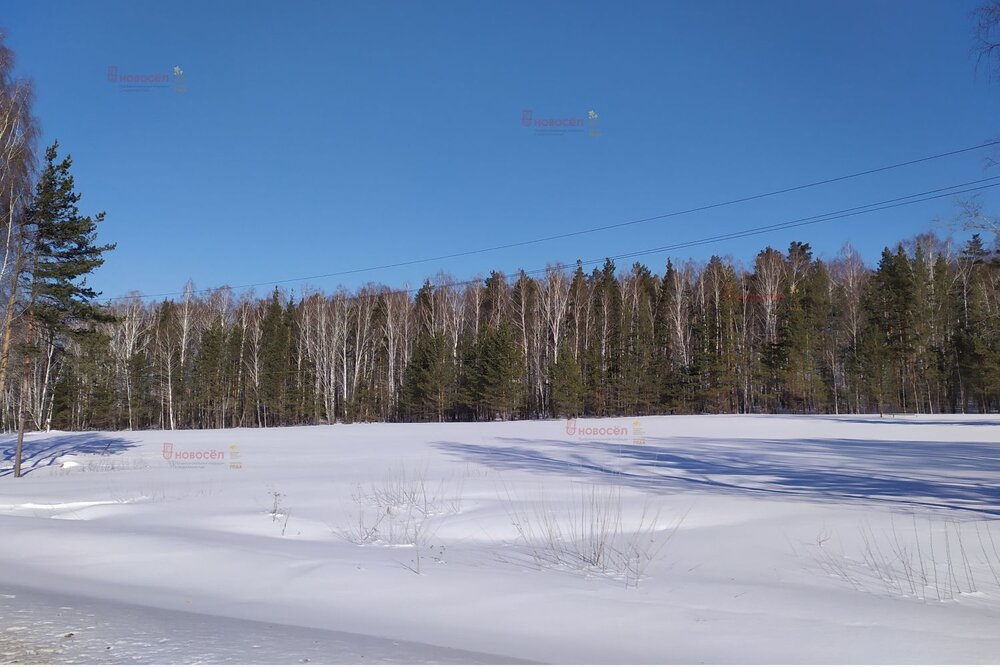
[107,479,222,505]
[49,455,151,475]
[336,466,465,574]
[812,515,1000,603]
[85,456,150,473]
[499,482,682,588]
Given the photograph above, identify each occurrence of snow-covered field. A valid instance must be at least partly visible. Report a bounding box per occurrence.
[0,415,998,664]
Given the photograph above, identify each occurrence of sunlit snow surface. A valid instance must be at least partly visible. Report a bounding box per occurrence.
[0,584,514,664]
[0,415,998,663]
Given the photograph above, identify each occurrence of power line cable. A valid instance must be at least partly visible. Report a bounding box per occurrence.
[108,176,1000,304]
[610,177,1000,262]
[106,140,1000,302]
[418,179,1000,295]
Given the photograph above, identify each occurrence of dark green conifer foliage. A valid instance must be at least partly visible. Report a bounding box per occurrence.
[13,142,115,476]
[474,322,523,420]
[404,331,455,422]
[550,343,584,417]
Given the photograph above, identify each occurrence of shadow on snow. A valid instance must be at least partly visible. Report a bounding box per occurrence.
[809,415,1000,427]
[0,432,138,478]
[434,434,1000,516]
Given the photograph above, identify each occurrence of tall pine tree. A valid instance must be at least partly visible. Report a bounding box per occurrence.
[13,142,114,476]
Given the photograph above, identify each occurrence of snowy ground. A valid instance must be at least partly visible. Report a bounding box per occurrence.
[0,414,998,663]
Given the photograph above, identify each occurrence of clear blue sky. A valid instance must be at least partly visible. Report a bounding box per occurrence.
[3,0,999,300]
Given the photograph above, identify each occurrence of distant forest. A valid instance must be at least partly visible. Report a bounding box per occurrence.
[26,234,1000,431]
[2,24,999,432]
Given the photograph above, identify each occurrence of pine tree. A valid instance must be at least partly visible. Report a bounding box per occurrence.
[13,142,115,476]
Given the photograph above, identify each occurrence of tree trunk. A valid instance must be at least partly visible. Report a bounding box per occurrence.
[13,309,33,478]
[0,240,24,397]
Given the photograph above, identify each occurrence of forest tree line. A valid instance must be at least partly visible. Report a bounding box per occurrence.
[2,29,1000,433]
[10,232,997,432]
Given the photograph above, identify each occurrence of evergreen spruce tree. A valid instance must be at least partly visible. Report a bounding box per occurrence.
[584,260,623,415]
[694,257,740,412]
[778,244,832,412]
[805,260,835,412]
[194,321,226,428]
[909,244,935,413]
[653,260,691,413]
[954,235,992,411]
[476,322,523,420]
[258,289,293,426]
[404,331,455,422]
[861,246,914,414]
[549,343,584,417]
[620,263,657,415]
[51,329,116,431]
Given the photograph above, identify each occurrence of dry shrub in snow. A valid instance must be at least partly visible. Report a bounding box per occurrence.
[813,515,1000,603]
[498,482,683,588]
[337,466,466,573]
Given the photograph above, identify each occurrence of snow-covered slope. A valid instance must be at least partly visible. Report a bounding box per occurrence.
[0,415,998,663]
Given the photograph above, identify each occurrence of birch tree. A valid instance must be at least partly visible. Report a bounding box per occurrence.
[110,294,148,429]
